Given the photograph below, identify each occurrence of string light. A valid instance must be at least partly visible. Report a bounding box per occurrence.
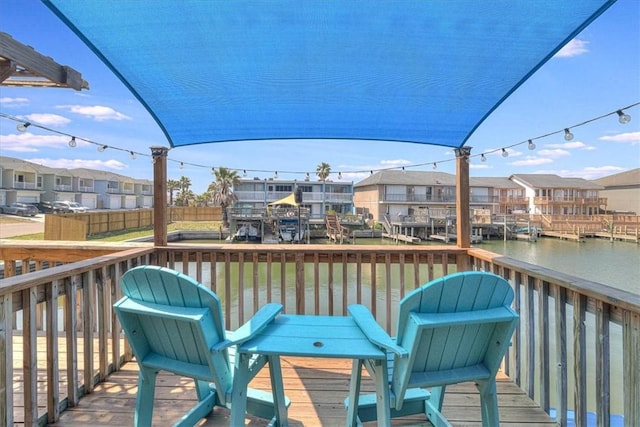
[1,103,637,179]
[617,110,631,124]
[564,128,574,141]
[211,167,215,175]
[17,122,31,132]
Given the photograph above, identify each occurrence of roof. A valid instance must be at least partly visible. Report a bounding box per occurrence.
[42,0,615,149]
[510,174,604,190]
[593,168,640,187]
[0,156,54,174]
[0,32,88,90]
[472,177,522,189]
[355,170,458,187]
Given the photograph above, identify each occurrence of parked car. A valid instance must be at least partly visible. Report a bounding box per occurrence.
[0,202,40,217]
[53,201,89,213]
[37,201,64,214]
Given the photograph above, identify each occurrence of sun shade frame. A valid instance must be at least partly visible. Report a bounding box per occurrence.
[43,0,616,149]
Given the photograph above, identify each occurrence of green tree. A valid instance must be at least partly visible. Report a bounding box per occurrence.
[316,162,331,182]
[208,167,240,227]
[167,179,180,206]
[176,176,192,206]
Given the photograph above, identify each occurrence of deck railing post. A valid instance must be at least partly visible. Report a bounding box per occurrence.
[0,293,13,426]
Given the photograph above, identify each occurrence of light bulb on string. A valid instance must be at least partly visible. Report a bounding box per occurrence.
[243,169,247,177]
[432,162,437,170]
[305,172,310,181]
[68,137,77,148]
[501,148,509,158]
[528,140,536,150]
[211,167,216,175]
[130,151,136,160]
[97,145,107,152]
[17,122,31,132]
[338,172,342,180]
[564,128,574,141]
[617,110,631,124]
[179,162,184,169]
[274,171,279,179]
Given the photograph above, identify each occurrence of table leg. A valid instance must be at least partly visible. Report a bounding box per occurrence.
[373,358,391,427]
[347,359,363,427]
[230,352,251,426]
[268,355,288,426]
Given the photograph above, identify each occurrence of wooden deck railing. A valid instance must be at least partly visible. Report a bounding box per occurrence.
[1,243,638,426]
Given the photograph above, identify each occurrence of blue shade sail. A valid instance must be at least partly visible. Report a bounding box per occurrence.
[43,0,615,149]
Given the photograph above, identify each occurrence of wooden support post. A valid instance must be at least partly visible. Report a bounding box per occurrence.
[455,147,471,249]
[151,146,169,247]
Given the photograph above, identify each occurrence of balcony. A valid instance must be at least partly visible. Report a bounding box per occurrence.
[1,244,638,426]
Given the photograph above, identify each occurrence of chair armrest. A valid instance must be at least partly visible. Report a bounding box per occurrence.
[211,303,283,351]
[348,304,408,358]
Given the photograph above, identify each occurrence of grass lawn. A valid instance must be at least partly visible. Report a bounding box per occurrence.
[1,219,224,242]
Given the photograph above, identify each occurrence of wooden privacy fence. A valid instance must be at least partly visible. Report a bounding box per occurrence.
[44,207,222,240]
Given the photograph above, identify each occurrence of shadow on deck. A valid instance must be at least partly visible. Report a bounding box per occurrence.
[45,357,555,426]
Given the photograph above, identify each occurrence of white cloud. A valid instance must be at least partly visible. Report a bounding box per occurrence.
[469,163,492,170]
[554,38,589,58]
[57,104,131,121]
[24,113,71,126]
[536,166,626,180]
[545,141,595,150]
[29,158,128,171]
[0,132,68,153]
[0,97,29,106]
[599,131,640,146]
[537,148,571,158]
[379,159,413,167]
[511,157,554,166]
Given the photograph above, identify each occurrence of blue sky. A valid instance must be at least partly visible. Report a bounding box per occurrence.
[1,0,639,194]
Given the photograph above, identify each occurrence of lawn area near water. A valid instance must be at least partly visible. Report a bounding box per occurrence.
[1,219,223,242]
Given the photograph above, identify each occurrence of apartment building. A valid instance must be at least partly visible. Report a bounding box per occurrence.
[510,174,606,215]
[0,156,153,209]
[233,177,354,220]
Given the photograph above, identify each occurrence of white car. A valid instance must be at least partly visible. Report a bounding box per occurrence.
[54,201,88,213]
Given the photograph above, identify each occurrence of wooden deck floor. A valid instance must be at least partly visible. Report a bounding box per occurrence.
[37,357,555,427]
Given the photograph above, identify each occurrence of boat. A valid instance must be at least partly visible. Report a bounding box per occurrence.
[234,223,260,241]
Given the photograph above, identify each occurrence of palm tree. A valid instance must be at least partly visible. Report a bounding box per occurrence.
[208,167,240,227]
[167,179,180,206]
[176,176,192,206]
[316,162,331,182]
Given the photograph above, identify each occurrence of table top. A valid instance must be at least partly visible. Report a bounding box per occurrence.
[237,314,386,359]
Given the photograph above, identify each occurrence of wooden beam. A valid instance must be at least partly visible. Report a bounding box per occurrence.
[0,58,16,82]
[0,32,88,90]
[455,147,471,249]
[152,146,169,246]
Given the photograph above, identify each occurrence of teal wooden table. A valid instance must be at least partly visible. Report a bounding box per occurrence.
[230,314,404,427]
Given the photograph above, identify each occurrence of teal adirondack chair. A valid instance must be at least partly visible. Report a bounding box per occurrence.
[346,271,519,426]
[114,265,289,426]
